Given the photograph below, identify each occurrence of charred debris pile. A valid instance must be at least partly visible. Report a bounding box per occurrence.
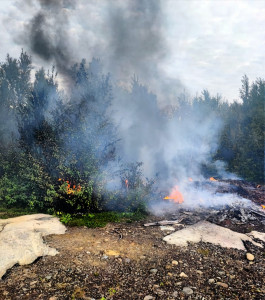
[0,52,264,217]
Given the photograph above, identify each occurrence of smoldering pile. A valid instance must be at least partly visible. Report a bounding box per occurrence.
[146,179,265,231]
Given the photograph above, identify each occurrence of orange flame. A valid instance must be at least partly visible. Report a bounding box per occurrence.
[164,186,184,204]
[209,177,217,181]
[125,179,129,189]
[58,178,81,194]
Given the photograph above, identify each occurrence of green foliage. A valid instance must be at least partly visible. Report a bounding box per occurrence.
[107,162,155,212]
[0,149,57,211]
[0,206,38,219]
[216,76,265,183]
[57,211,147,228]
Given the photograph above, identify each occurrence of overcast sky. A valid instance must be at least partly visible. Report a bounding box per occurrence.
[0,0,264,102]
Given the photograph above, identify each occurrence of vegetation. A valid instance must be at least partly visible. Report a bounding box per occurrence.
[0,51,264,219]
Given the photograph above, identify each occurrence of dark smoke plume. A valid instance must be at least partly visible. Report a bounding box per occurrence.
[25,0,76,80]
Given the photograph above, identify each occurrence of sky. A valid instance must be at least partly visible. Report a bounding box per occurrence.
[0,0,264,102]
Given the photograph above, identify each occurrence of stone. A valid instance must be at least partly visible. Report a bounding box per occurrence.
[246,253,254,261]
[172,260,179,265]
[160,226,175,231]
[182,287,193,295]
[0,214,66,279]
[172,291,178,297]
[105,250,119,256]
[176,281,182,286]
[144,296,154,300]
[163,221,263,250]
[216,282,228,288]
[196,270,203,275]
[208,279,215,284]
[150,268,158,274]
[218,271,226,275]
[179,272,188,278]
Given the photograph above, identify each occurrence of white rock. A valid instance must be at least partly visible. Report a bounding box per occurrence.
[247,231,265,242]
[163,221,263,250]
[208,279,215,283]
[0,214,66,279]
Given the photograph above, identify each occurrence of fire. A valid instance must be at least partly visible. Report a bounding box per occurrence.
[164,186,184,204]
[58,178,81,194]
[125,179,129,189]
[209,177,217,181]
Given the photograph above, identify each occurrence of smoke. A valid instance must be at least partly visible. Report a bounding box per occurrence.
[11,0,184,102]
[111,82,223,183]
[23,0,76,82]
[5,0,244,211]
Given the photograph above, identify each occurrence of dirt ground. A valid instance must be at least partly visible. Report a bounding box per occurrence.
[0,216,265,300]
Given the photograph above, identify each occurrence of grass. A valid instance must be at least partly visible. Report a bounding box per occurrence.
[0,206,38,219]
[58,211,147,228]
[0,206,148,228]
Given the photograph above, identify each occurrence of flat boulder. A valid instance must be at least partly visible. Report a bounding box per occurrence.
[163,221,263,250]
[0,214,66,279]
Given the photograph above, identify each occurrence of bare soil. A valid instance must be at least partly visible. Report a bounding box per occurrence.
[0,216,265,300]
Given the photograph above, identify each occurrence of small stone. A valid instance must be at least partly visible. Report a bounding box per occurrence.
[101,255,109,260]
[172,291,178,297]
[176,281,182,286]
[30,281,38,286]
[140,255,146,259]
[246,253,254,261]
[124,258,131,263]
[179,272,188,278]
[49,297,57,300]
[182,287,193,295]
[167,272,173,277]
[172,260,178,265]
[45,275,52,280]
[218,271,225,275]
[144,296,154,300]
[156,289,165,296]
[216,282,228,288]
[150,268,158,274]
[229,275,235,279]
[153,284,159,289]
[196,270,203,275]
[208,279,215,284]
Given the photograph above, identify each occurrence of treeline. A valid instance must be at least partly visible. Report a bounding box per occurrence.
[0,52,264,213]
[216,76,264,183]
